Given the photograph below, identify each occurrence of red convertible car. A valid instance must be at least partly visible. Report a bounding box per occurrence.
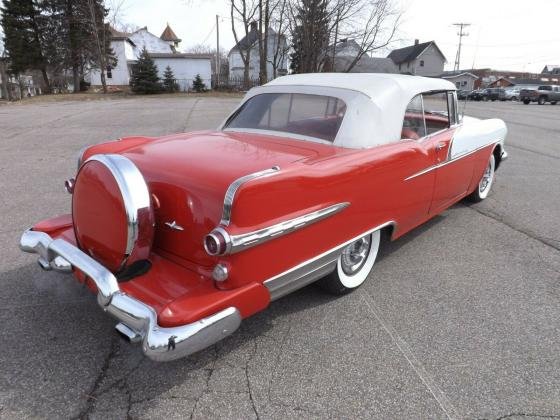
[20,74,507,361]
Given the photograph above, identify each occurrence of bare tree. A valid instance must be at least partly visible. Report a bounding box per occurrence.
[104,0,139,33]
[340,0,400,72]
[230,0,257,89]
[257,0,270,84]
[267,0,289,78]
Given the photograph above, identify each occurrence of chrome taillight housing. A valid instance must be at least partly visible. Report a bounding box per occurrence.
[204,228,231,256]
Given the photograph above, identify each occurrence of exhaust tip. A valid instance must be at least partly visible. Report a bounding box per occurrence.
[115,322,142,343]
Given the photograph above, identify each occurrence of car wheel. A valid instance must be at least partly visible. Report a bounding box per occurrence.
[483,96,488,101]
[551,101,557,105]
[468,154,495,202]
[512,96,518,101]
[523,99,530,104]
[538,96,546,105]
[318,231,381,295]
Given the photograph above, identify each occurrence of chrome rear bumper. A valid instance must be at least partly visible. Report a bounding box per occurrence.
[19,229,241,362]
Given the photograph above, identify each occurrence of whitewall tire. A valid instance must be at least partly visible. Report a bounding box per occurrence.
[319,230,381,295]
[468,153,495,202]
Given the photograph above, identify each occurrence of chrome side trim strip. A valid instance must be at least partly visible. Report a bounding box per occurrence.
[404,141,498,181]
[264,220,396,301]
[227,202,349,254]
[20,229,241,362]
[81,154,154,266]
[220,166,280,226]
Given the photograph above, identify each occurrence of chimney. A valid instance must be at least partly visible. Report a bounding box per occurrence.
[250,21,258,32]
[414,39,419,45]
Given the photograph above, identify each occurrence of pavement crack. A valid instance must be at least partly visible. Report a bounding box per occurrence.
[266,324,292,404]
[466,204,560,252]
[481,413,560,420]
[182,99,201,132]
[245,339,260,419]
[189,346,218,419]
[361,292,460,420]
[72,336,119,420]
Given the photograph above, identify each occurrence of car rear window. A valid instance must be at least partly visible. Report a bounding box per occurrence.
[224,93,347,143]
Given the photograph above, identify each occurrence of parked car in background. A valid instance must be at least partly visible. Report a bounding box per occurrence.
[520,85,560,105]
[485,88,506,101]
[468,89,486,101]
[457,89,470,100]
[504,88,520,101]
[19,74,508,361]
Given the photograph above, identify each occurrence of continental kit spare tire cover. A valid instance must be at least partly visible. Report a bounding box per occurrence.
[72,154,154,273]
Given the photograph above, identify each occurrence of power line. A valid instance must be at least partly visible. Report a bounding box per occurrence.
[453,23,470,71]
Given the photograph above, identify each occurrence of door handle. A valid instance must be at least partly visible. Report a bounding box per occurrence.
[435,142,446,151]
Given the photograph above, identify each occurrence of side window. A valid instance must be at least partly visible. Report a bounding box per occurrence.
[402,95,425,140]
[422,92,450,134]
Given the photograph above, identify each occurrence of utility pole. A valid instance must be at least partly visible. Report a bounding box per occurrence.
[216,15,220,85]
[453,23,470,71]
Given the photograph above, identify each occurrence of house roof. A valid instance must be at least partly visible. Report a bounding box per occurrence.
[441,71,478,80]
[229,26,278,54]
[148,53,212,59]
[333,56,396,73]
[327,39,362,56]
[110,26,132,40]
[160,24,181,42]
[388,41,446,64]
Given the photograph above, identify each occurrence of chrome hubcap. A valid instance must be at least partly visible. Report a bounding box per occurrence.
[479,160,494,193]
[341,235,372,275]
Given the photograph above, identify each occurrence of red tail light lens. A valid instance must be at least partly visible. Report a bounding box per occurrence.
[204,231,228,256]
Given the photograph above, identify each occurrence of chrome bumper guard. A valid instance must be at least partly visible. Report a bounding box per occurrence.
[19,229,241,362]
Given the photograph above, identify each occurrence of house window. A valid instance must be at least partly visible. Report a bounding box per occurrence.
[420,60,425,67]
[455,82,460,88]
[106,66,112,79]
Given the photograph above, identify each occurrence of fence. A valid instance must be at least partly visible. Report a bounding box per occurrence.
[211,75,262,91]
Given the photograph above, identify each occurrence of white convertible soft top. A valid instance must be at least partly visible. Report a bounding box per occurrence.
[222,73,456,148]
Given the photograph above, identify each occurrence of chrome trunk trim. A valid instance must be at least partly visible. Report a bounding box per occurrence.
[227,202,349,254]
[220,166,280,226]
[20,229,241,362]
[264,221,395,300]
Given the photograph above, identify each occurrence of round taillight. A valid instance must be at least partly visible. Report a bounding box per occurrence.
[204,231,228,256]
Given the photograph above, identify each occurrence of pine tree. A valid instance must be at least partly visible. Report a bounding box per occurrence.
[130,48,162,94]
[192,74,206,93]
[162,65,178,92]
[0,0,55,92]
[289,0,330,73]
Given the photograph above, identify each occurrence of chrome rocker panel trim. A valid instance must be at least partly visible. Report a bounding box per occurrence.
[20,229,241,362]
[405,141,501,181]
[220,166,280,226]
[264,220,396,300]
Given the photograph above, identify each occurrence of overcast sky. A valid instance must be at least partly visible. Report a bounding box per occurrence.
[115,0,559,73]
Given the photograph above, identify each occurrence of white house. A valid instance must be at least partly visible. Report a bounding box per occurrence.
[441,71,479,91]
[89,24,212,91]
[387,40,446,77]
[228,22,288,81]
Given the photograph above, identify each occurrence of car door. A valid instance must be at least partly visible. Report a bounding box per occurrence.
[428,91,474,214]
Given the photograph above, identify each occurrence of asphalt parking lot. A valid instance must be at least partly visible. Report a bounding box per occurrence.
[1,95,559,419]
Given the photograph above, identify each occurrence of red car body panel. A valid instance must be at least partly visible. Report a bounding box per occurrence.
[31,126,496,328]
